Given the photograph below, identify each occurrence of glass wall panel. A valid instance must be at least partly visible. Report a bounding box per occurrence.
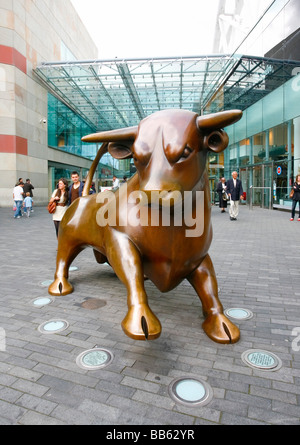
[268,123,288,161]
[48,93,97,159]
[239,139,250,166]
[247,101,263,136]
[234,115,247,142]
[262,86,284,130]
[284,73,300,121]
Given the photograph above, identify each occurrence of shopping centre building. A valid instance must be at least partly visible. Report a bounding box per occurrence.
[1,0,300,208]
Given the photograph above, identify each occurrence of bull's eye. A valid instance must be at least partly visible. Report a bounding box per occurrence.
[178,146,193,162]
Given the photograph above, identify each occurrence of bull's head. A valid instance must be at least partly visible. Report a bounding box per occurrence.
[82,109,242,202]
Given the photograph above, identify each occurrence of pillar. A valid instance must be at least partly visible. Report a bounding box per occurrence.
[293,116,300,180]
[287,120,292,191]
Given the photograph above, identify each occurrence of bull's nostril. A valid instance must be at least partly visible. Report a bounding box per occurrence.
[222,322,232,344]
[141,316,149,340]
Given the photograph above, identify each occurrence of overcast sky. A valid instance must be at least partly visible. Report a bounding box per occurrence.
[70,0,222,59]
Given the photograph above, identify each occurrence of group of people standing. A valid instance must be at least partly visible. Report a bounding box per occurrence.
[13,178,34,218]
[217,171,244,221]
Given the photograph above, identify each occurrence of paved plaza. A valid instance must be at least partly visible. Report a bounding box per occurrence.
[0,203,300,425]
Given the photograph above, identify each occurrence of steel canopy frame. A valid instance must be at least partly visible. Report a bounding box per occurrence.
[34,54,300,132]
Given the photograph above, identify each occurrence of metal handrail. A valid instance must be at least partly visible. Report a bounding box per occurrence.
[249,186,272,210]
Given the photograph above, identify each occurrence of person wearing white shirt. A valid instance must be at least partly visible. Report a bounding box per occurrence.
[13,182,24,218]
[112,176,120,189]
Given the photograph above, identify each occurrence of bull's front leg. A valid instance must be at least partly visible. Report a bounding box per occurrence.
[105,229,161,340]
[48,234,83,296]
[188,254,240,344]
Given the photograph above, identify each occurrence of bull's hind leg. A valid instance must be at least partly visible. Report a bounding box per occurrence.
[48,235,83,297]
[105,230,161,340]
[187,254,240,344]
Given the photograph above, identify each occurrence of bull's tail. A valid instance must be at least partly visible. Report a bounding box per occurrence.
[82,143,108,197]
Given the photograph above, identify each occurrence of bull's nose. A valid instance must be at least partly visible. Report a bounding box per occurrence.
[140,189,183,207]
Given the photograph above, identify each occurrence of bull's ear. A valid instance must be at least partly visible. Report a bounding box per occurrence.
[204,129,229,153]
[108,141,133,159]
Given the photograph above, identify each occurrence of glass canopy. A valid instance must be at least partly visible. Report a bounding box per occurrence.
[34,54,300,132]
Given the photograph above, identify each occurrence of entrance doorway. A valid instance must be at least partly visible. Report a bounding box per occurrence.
[239,163,274,208]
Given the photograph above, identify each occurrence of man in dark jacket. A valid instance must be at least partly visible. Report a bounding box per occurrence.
[226,171,244,220]
[23,179,34,197]
[68,171,95,205]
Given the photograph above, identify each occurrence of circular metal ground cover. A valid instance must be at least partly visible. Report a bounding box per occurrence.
[224,308,253,320]
[40,280,53,287]
[76,348,114,370]
[80,298,106,310]
[241,349,282,371]
[38,319,69,334]
[31,297,54,307]
[168,377,213,407]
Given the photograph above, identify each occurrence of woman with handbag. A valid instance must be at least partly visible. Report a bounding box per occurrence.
[49,178,69,237]
[290,174,300,221]
[216,177,228,213]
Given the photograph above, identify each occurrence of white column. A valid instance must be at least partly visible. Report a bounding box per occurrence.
[293,116,300,180]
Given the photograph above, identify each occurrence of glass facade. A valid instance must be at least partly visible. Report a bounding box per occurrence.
[47,93,133,190]
[48,93,98,159]
[39,0,300,207]
[206,0,300,208]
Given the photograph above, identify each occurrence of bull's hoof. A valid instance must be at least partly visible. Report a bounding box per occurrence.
[121,304,161,340]
[48,277,73,296]
[202,313,240,344]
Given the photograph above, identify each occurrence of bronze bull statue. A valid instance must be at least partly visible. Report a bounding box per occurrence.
[48,109,242,344]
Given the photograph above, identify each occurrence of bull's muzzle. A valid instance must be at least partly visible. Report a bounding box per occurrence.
[139,189,183,208]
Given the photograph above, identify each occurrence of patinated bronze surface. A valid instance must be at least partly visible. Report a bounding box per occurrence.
[48,109,242,344]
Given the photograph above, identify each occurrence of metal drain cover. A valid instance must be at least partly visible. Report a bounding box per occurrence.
[31,297,54,307]
[168,377,213,407]
[76,348,113,370]
[241,349,282,371]
[38,319,69,334]
[80,298,106,310]
[40,280,53,287]
[225,308,253,320]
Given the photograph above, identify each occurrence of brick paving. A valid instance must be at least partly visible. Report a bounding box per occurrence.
[0,203,299,425]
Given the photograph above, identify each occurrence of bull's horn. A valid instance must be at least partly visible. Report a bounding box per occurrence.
[197,110,242,131]
[82,125,138,143]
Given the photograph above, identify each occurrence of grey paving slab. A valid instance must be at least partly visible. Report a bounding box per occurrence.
[0,204,299,425]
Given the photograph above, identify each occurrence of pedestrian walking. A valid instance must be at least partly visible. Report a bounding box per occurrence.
[49,178,69,237]
[290,174,300,221]
[24,192,33,217]
[226,171,244,220]
[23,178,34,197]
[216,177,228,213]
[13,182,24,219]
[69,171,95,205]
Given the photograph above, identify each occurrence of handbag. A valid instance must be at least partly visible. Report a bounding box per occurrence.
[47,200,57,214]
[222,191,230,201]
[289,189,294,199]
